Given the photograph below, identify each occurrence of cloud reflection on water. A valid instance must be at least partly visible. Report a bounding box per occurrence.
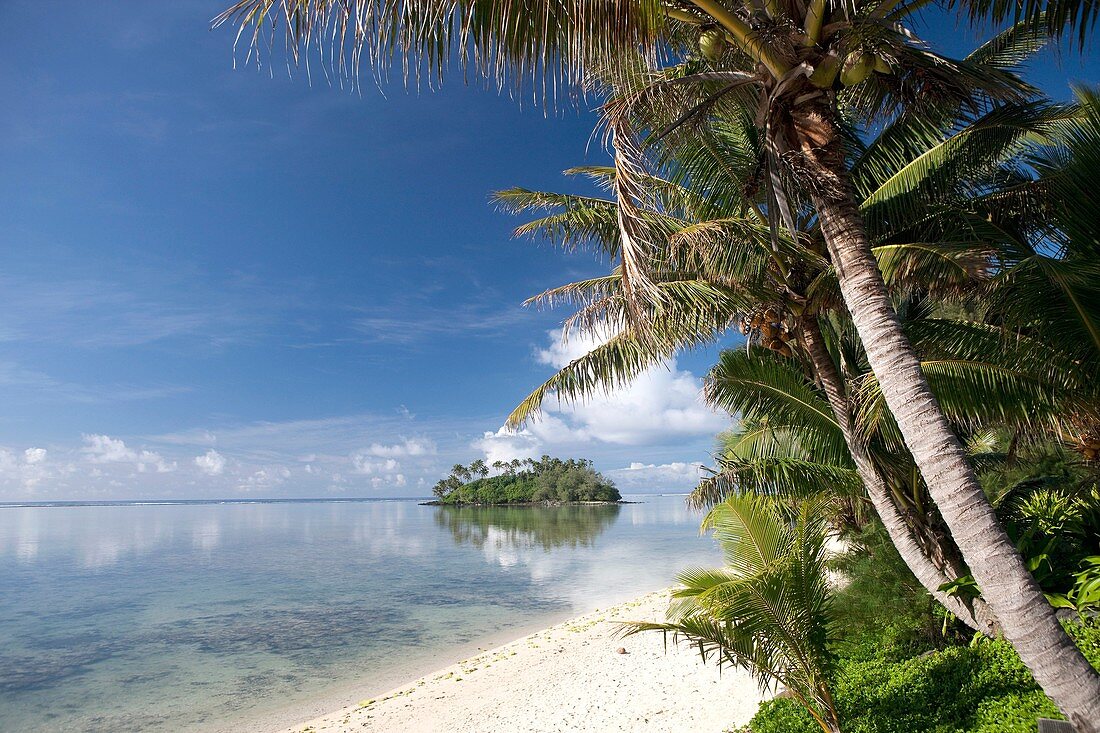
[0,496,718,733]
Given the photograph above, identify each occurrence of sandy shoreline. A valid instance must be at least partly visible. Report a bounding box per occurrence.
[268,589,769,733]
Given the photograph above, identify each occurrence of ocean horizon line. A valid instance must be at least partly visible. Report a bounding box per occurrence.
[0,492,672,509]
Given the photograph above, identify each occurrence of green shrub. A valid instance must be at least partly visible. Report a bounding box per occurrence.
[749,697,815,733]
[1068,617,1100,667]
[830,525,962,662]
[749,640,1060,733]
[749,524,1100,733]
[748,622,1100,733]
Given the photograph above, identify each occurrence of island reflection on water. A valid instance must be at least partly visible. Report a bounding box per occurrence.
[434,503,622,551]
[0,496,716,733]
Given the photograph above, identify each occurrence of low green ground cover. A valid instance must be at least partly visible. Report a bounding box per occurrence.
[747,527,1100,733]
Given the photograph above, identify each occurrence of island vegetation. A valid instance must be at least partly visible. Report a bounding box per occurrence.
[430,457,621,505]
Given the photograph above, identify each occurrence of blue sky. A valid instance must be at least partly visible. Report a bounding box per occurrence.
[1,2,1095,501]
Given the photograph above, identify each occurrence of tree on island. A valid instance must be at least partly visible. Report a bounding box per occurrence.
[469,459,489,479]
[432,457,620,505]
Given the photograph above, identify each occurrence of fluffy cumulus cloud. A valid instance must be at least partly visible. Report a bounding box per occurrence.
[24,447,47,464]
[474,426,541,464]
[349,437,434,491]
[0,446,54,493]
[81,434,176,473]
[193,449,226,476]
[351,455,400,474]
[239,466,291,491]
[477,329,726,463]
[606,461,705,490]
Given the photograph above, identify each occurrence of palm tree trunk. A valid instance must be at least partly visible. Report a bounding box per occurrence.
[797,318,997,633]
[793,107,1100,732]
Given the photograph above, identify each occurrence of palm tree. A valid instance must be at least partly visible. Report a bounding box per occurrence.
[214,3,1100,725]
[501,58,1081,635]
[624,493,841,733]
[597,29,1100,724]
[500,84,1098,726]
[696,315,1075,630]
[499,79,1096,733]
[451,463,472,483]
[470,458,490,478]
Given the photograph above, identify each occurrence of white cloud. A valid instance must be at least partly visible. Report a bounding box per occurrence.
[238,466,291,491]
[365,437,436,458]
[607,462,705,490]
[352,455,399,474]
[81,434,133,463]
[474,426,541,464]
[349,449,416,492]
[477,330,725,463]
[0,446,58,492]
[193,449,226,476]
[24,447,47,464]
[0,349,725,500]
[81,434,176,473]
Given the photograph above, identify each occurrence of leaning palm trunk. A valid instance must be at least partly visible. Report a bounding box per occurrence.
[791,103,1100,732]
[798,318,999,634]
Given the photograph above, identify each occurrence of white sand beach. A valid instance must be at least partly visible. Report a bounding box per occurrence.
[275,589,770,733]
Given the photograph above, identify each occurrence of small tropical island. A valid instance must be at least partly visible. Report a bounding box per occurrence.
[425,456,622,505]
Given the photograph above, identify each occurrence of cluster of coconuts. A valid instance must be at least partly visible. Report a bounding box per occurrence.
[838,51,892,86]
[1075,433,1100,461]
[698,26,892,88]
[808,49,894,88]
[739,309,795,357]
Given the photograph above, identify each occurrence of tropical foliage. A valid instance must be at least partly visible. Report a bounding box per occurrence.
[432,456,620,504]
[750,628,1100,733]
[624,494,841,733]
[496,49,1100,733]
[748,536,1100,733]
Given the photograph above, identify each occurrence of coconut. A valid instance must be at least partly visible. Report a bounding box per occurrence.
[840,52,874,87]
[809,53,840,88]
[699,29,725,62]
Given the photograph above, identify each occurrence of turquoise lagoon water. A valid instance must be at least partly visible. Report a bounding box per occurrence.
[0,495,719,732]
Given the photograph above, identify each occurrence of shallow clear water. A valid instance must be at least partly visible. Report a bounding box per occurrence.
[0,495,718,732]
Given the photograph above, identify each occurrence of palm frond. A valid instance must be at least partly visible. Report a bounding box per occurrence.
[506,328,671,428]
[621,494,839,732]
[691,458,862,509]
[705,350,850,465]
[213,0,669,98]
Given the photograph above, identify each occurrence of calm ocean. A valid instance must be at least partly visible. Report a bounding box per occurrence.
[0,494,718,732]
